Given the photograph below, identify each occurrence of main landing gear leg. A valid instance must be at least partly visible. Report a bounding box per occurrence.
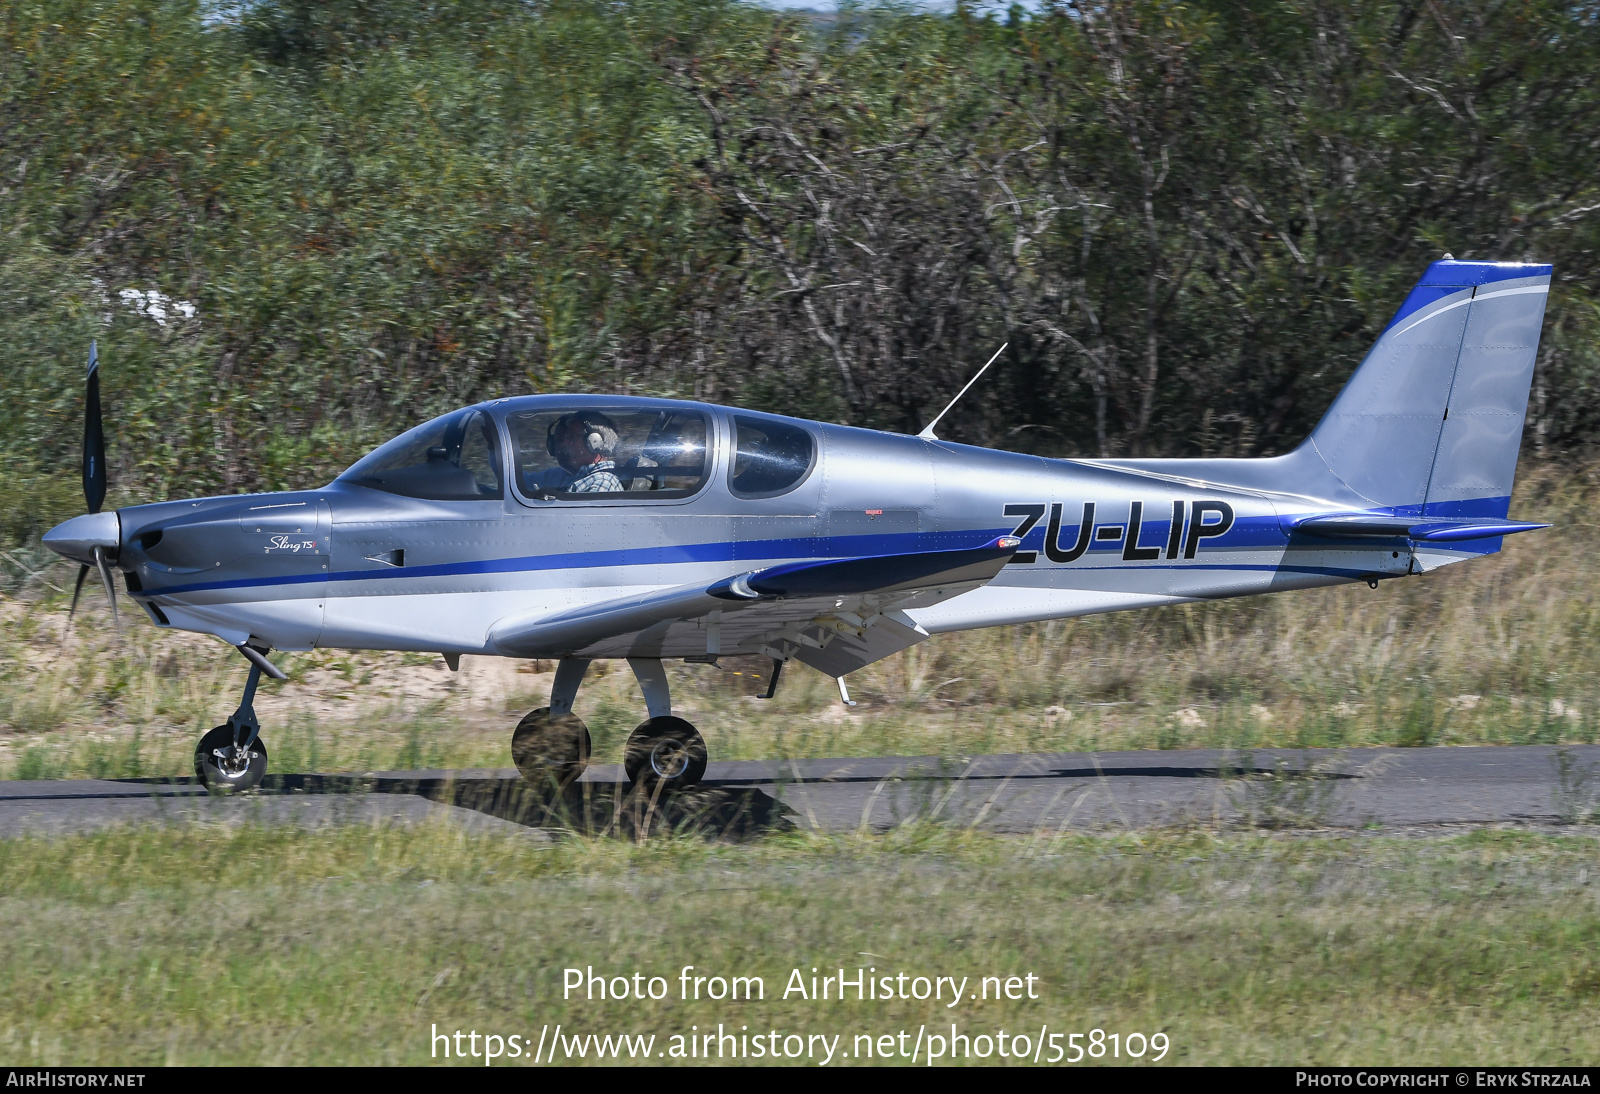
[512,657,592,788]
[623,658,707,791]
[195,645,280,793]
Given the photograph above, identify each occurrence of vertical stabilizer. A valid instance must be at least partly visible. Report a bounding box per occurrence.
[1305,259,1550,517]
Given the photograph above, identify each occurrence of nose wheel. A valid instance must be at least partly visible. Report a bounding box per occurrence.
[194,724,268,792]
[624,716,707,791]
[195,649,279,794]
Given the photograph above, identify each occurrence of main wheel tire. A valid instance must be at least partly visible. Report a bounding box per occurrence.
[624,716,708,791]
[512,707,592,788]
[194,724,268,794]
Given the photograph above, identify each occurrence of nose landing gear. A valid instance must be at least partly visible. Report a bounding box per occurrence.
[195,722,268,793]
[195,646,282,793]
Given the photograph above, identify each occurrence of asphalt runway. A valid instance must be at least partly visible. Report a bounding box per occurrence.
[2,744,1597,837]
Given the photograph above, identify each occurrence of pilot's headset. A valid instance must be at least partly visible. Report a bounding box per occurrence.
[547,412,619,464]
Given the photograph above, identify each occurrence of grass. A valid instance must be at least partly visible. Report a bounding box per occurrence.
[0,823,1595,1065]
[4,468,1599,1065]
[3,461,1600,779]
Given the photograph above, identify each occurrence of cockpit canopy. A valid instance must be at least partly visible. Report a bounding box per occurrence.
[506,405,709,500]
[728,414,814,498]
[337,409,503,500]
[336,399,817,504]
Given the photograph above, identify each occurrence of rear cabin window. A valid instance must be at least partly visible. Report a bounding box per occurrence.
[729,415,815,498]
[508,407,709,501]
[338,409,503,500]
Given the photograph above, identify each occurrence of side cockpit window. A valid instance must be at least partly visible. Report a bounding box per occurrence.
[339,409,504,500]
[729,415,815,498]
[508,407,709,501]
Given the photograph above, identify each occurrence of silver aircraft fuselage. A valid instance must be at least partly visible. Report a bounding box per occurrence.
[88,394,1463,668]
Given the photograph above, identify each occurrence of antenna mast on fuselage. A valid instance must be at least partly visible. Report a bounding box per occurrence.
[916,343,1008,442]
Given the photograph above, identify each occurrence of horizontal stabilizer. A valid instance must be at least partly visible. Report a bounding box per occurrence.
[489,536,1020,660]
[1291,514,1549,543]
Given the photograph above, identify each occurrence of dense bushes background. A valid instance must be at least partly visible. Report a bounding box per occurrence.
[4,0,1600,528]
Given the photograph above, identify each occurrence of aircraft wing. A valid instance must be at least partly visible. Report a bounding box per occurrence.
[487,536,1021,674]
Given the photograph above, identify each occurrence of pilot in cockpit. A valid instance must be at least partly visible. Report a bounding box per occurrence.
[530,411,625,493]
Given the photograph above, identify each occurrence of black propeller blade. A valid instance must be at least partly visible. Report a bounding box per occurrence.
[93,545,120,629]
[84,341,106,515]
[67,563,90,626]
[65,342,120,634]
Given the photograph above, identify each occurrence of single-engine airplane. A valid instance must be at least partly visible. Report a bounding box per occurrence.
[44,258,1552,792]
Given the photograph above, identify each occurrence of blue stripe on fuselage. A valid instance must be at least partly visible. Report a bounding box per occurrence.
[150,530,970,597]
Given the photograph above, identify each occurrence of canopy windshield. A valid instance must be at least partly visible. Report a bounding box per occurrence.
[338,409,503,500]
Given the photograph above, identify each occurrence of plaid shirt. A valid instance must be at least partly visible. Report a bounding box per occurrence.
[566,460,623,493]
[527,461,624,494]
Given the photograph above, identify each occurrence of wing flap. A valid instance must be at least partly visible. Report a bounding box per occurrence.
[792,608,930,678]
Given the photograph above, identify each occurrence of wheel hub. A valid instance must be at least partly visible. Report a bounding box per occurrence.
[195,723,268,793]
[649,738,692,779]
[212,745,254,780]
